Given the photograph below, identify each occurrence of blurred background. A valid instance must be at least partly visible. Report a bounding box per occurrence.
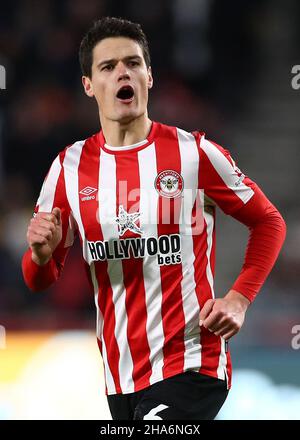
[0,0,300,419]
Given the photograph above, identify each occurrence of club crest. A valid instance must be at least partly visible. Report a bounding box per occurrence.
[155,170,184,198]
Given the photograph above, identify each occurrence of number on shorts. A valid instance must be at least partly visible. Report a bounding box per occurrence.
[143,403,169,420]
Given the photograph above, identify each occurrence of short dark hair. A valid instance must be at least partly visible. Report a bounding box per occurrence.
[79,17,151,78]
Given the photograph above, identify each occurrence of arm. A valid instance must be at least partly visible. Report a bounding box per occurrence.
[200,190,286,339]
[22,208,64,291]
[22,152,76,292]
[195,134,286,339]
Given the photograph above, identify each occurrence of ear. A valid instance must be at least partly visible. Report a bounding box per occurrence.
[82,76,94,98]
[147,66,153,90]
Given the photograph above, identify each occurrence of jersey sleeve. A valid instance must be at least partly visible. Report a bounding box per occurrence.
[194,131,286,302]
[229,191,286,302]
[22,150,77,291]
[197,133,257,215]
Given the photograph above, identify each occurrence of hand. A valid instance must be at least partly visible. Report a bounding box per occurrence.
[27,207,62,265]
[199,290,250,340]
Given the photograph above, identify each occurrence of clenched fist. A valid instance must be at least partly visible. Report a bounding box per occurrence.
[27,207,62,266]
[199,290,250,340]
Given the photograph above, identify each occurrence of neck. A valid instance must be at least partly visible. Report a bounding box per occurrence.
[100,113,152,147]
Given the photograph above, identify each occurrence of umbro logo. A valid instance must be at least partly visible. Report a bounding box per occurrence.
[79,186,97,201]
[79,186,97,196]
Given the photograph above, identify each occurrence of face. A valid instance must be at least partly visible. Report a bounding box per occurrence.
[82,37,153,124]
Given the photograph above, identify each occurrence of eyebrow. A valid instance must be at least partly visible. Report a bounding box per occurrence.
[97,55,143,69]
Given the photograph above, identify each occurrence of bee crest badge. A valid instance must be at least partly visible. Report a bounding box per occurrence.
[155,170,184,198]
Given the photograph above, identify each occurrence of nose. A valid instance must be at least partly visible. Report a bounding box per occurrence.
[117,61,130,81]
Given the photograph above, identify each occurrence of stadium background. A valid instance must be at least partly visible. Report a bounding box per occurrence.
[0,0,299,419]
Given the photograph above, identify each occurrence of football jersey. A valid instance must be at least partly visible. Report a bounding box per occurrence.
[34,121,258,395]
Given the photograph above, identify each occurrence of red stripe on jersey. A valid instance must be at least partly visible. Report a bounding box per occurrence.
[52,150,72,268]
[209,211,216,279]
[226,349,232,388]
[115,152,152,392]
[78,136,122,394]
[206,208,232,384]
[155,126,185,378]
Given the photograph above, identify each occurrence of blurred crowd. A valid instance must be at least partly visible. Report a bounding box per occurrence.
[0,0,299,332]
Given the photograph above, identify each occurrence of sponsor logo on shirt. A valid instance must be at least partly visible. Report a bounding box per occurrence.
[87,234,182,266]
[155,170,184,198]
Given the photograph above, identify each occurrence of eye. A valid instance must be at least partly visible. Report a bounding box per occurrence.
[129,60,139,67]
[102,64,113,71]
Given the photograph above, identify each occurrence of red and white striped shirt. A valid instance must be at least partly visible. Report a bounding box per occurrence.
[22,121,286,395]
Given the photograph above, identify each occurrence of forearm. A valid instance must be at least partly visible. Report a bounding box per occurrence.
[231,207,286,303]
[22,248,61,292]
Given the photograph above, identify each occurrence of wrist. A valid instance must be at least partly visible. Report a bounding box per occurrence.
[31,251,52,266]
[224,289,251,311]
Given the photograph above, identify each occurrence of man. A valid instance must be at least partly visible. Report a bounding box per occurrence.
[22,17,286,420]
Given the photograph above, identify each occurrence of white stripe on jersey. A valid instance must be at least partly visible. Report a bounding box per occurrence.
[217,336,227,381]
[138,142,165,385]
[98,149,135,394]
[200,189,215,300]
[63,140,87,260]
[90,262,114,393]
[37,155,61,211]
[177,128,202,371]
[200,137,254,204]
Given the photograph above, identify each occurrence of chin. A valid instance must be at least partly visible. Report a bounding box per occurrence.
[116,110,139,124]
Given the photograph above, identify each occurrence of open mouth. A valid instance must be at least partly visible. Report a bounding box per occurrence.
[116,85,134,102]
